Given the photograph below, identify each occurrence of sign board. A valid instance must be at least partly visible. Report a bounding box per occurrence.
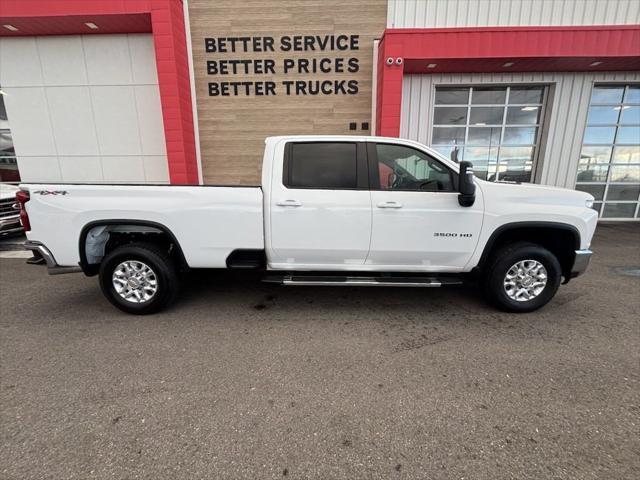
[188,0,387,185]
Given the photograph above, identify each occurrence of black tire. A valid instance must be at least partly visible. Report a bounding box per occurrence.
[483,241,562,313]
[99,242,179,315]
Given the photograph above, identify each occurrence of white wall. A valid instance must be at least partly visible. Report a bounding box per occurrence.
[0,34,169,183]
[399,71,640,188]
[387,0,640,28]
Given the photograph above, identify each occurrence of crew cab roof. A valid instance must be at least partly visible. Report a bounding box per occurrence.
[264,135,461,172]
[266,135,412,143]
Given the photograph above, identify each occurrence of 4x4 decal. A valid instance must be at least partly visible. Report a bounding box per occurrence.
[33,190,69,196]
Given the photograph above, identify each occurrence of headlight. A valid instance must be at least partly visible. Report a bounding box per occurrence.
[585,198,594,208]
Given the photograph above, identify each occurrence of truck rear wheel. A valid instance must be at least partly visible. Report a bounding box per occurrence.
[483,242,562,313]
[99,242,179,314]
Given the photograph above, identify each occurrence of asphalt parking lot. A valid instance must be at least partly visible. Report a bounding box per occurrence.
[1,224,639,480]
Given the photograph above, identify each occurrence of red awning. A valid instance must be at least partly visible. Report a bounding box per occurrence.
[382,26,640,74]
[376,25,640,136]
[0,14,152,36]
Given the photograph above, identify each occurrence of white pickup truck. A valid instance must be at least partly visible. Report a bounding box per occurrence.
[18,136,597,314]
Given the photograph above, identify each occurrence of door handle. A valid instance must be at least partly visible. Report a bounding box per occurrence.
[276,199,302,207]
[377,201,403,209]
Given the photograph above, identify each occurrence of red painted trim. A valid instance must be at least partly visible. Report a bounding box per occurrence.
[375,25,640,137]
[0,0,198,184]
[0,0,152,16]
[150,1,198,184]
[0,14,152,35]
[381,24,640,37]
[376,36,403,138]
[403,56,640,74]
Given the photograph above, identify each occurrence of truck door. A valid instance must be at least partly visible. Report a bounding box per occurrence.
[365,142,484,271]
[268,141,371,269]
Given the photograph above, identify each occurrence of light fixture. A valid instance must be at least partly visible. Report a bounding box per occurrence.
[590,61,603,67]
[427,63,437,69]
[0,89,6,96]
[521,106,538,111]
[84,22,99,30]
[475,122,486,126]
[613,106,631,110]
[2,24,19,32]
[503,62,514,67]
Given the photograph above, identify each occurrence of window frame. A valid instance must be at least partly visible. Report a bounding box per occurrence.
[0,85,19,182]
[282,141,369,191]
[429,84,548,183]
[366,142,457,193]
[575,83,640,220]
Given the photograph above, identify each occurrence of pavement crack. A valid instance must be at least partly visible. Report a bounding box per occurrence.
[392,334,454,353]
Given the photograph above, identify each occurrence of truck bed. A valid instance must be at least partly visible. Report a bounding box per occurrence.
[22,184,264,268]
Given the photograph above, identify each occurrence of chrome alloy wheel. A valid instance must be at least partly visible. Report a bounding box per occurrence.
[112,260,158,303]
[503,259,548,302]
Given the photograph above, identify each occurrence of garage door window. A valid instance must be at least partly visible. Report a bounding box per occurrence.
[575,84,640,219]
[0,89,19,182]
[431,85,546,182]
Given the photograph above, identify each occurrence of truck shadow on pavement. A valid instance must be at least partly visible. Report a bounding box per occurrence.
[179,269,499,318]
[170,269,587,354]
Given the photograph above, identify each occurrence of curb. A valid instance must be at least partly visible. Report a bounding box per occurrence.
[0,250,31,258]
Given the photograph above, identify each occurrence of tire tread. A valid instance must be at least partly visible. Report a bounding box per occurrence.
[483,241,561,313]
[99,242,179,314]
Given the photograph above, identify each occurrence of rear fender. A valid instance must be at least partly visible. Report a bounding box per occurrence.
[78,220,187,276]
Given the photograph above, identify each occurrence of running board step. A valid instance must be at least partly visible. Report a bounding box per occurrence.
[263,275,463,287]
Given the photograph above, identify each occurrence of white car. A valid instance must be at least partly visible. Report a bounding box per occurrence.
[0,183,22,236]
[17,136,597,314]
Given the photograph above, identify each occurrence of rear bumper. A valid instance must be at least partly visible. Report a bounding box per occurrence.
[0,214,22,235]
[570,249,593,277]
[24,240,82,275]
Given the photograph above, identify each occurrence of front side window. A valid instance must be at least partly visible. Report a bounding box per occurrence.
[285,142,357,189]
[575,84,640,219]
[431,85,546,182]
[375,143,452,192]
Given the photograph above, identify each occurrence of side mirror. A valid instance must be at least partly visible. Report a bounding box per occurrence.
[458,161,476,207]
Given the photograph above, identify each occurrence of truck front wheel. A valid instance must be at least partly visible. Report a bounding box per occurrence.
[99,242,179,314]
[483,242,562,313]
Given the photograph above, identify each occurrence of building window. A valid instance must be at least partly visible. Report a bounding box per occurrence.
[576,84,640,219]
[0,88,19,182]
[431,85,546,182]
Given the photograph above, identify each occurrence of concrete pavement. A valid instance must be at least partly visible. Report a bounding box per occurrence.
[1,223,638,479]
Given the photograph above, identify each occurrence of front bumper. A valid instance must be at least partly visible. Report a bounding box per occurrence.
[0,214,22,235]
[570,249,593,277]
[24,240,82,275]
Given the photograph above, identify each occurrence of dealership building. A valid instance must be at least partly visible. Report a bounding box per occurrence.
[0,0,639,220]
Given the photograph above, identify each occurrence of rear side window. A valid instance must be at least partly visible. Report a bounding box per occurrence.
[286,142,357,189]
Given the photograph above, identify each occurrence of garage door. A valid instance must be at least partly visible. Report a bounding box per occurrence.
[0,34,169,183]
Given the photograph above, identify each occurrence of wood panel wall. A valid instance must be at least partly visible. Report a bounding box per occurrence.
[188,0,387,185]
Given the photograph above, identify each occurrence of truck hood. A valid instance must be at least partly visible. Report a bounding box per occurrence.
[476,179,594,208]
[0,183,19,201]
